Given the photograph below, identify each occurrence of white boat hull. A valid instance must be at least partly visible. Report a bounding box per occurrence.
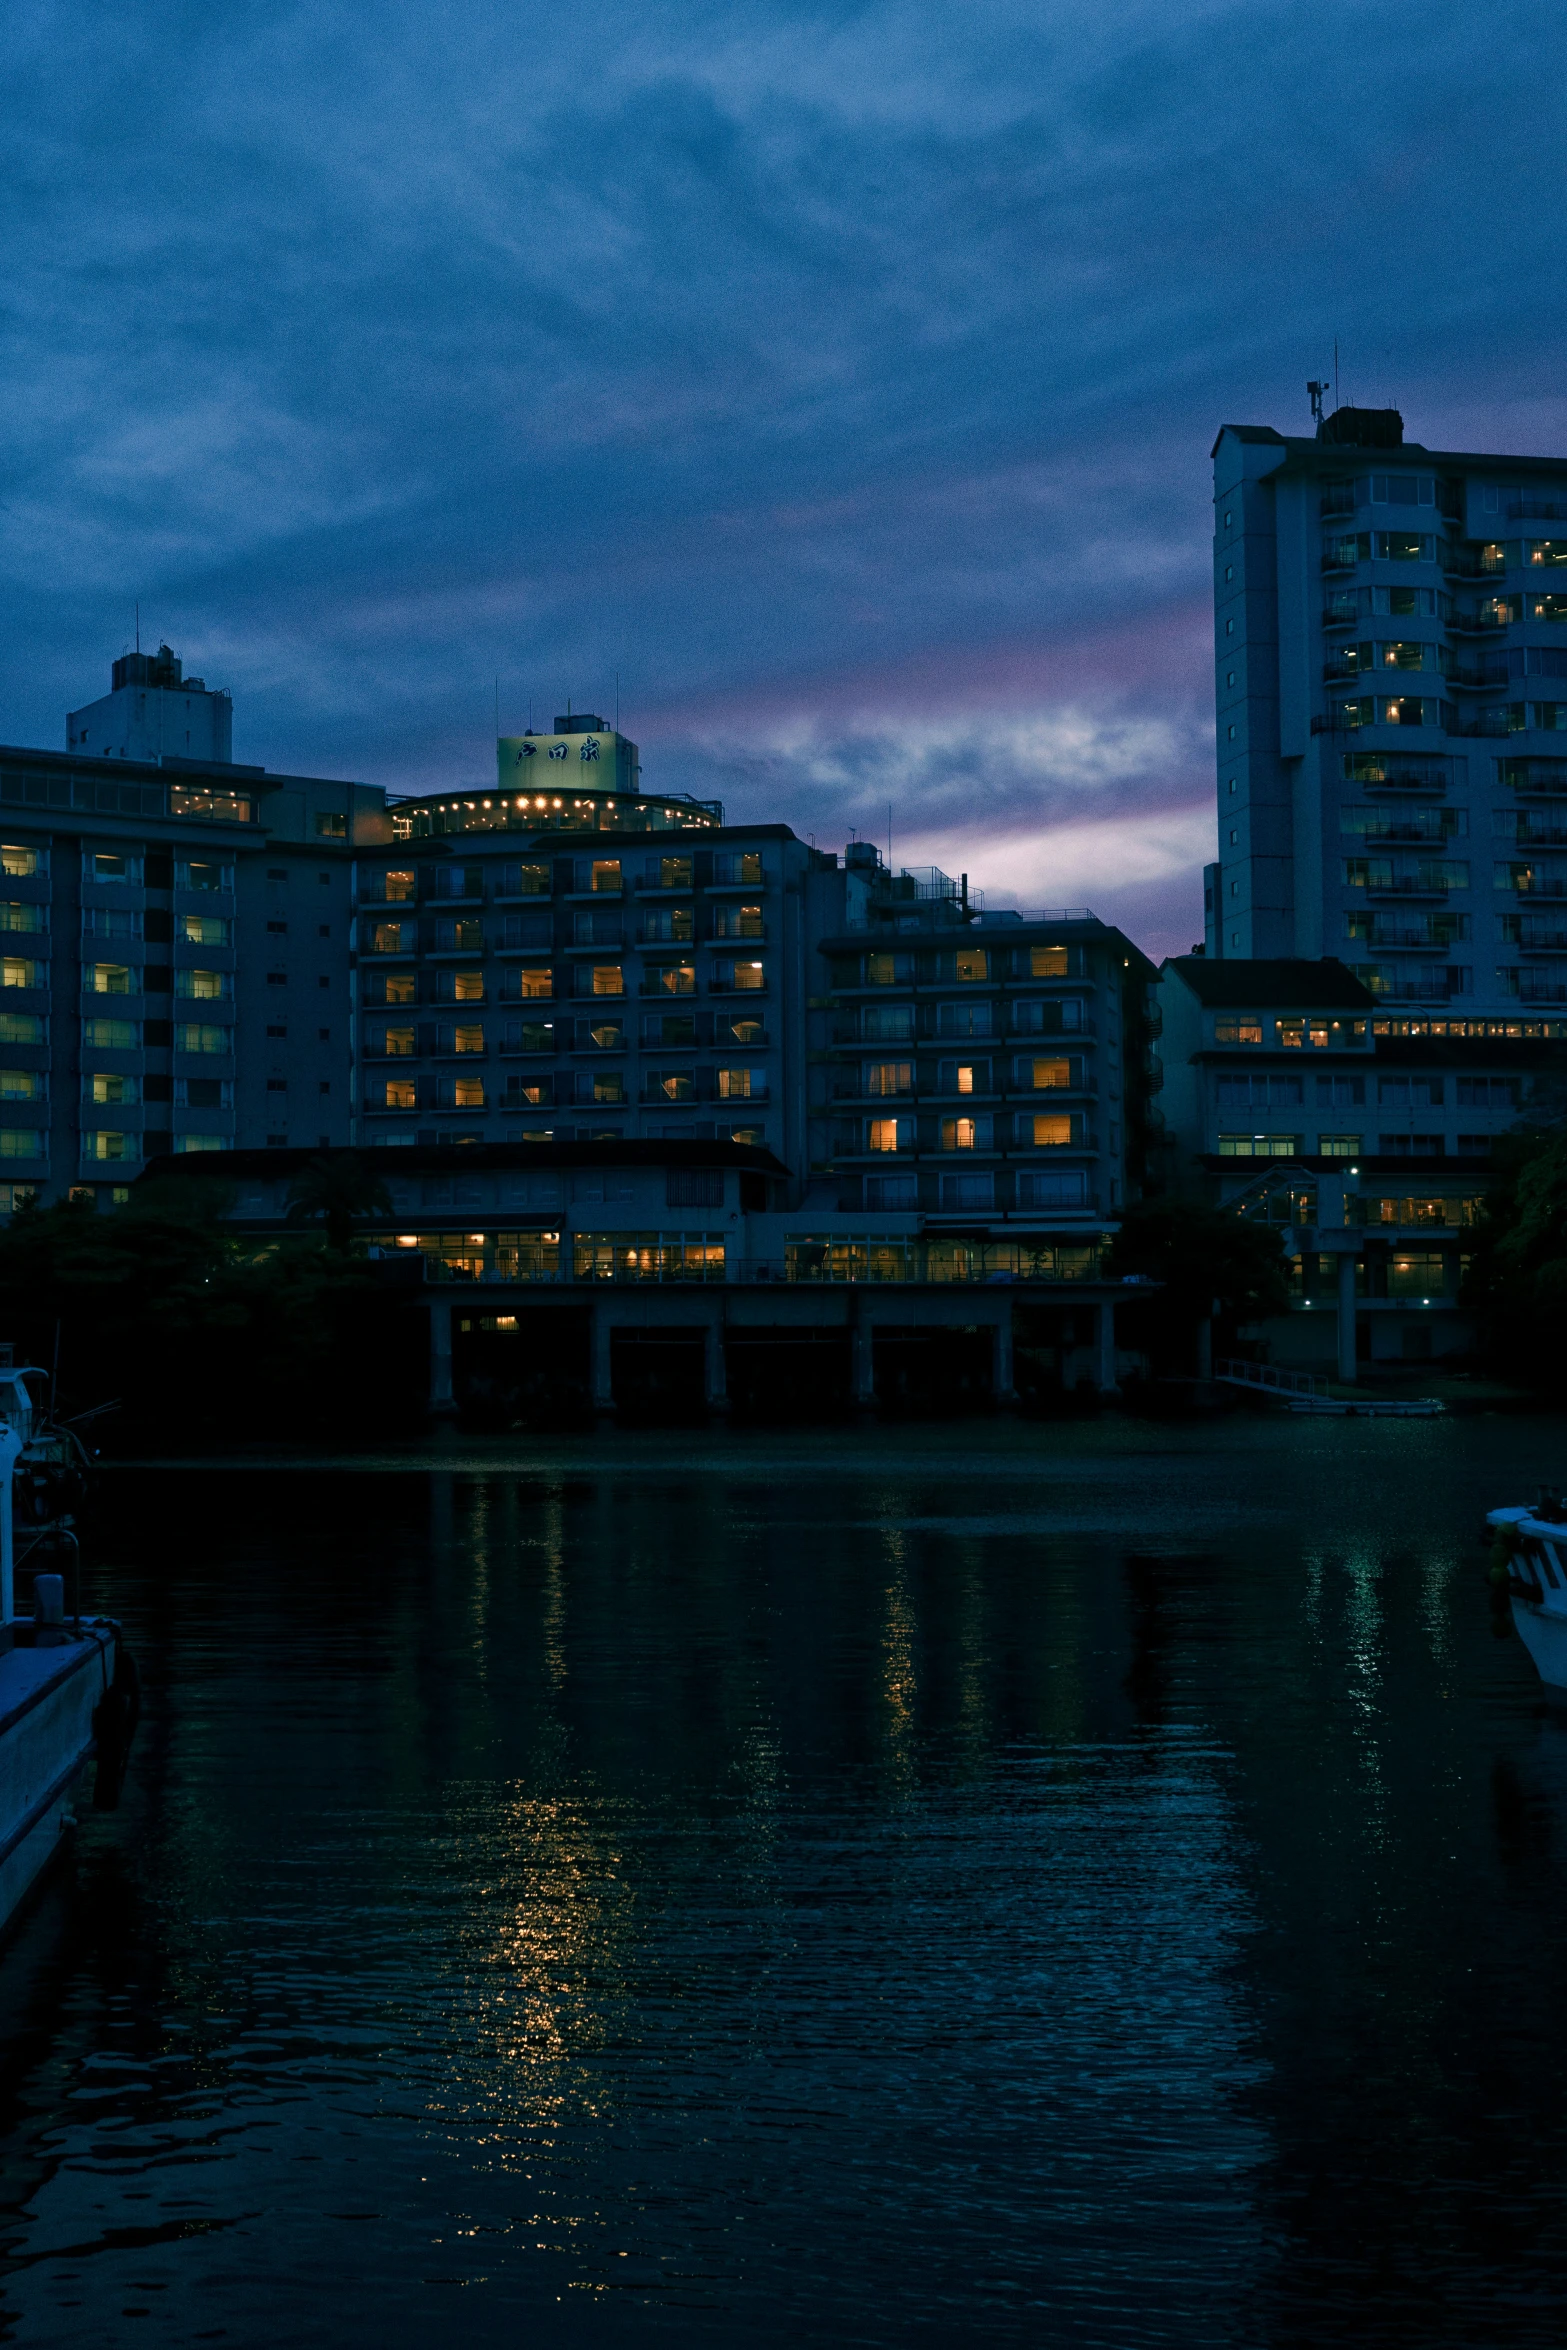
[1511,1596,1567,1691]
[0,1629,114,1932]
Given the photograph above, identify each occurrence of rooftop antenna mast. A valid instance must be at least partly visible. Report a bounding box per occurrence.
[1308,379,1328,428]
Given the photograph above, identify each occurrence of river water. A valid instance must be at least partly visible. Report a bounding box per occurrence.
[2,1416,1567,2345]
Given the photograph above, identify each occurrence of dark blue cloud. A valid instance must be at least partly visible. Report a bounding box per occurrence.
[3,0,1566,955]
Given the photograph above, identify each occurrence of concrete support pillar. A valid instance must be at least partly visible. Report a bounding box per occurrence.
[705,1306,729,1416]
[1336,1251,1358,1386]
[590,1296,615,1416]
[852,1309,876,1409]
[991,1309,1016,1406]
[1094,1299,1118,1396]
[1195,1315,1213,1382]
[428,1298,455,1416]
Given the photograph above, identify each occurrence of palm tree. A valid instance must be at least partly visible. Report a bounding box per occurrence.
[284,1154,393,1253]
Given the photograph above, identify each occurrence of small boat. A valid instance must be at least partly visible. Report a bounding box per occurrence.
[0,1346,136,1934]
[1287,1396,1445,1417]
[1487,1495,1567,1690]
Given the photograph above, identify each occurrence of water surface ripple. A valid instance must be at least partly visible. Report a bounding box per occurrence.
[2,1417,1566,2344]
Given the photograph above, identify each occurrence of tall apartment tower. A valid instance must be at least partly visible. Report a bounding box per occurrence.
[1209,404,1567,1020]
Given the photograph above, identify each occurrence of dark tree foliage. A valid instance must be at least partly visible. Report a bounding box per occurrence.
[1462,1117,1567,1394]
[285,1153,394,1253]
[0,1182,424,1449]
[1104,1199,1292,1374]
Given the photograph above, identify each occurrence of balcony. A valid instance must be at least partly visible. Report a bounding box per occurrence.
[1442,663,1509,690]
[1362,877,1458,900]
[1514,929,1567,953]
[1446,709,1518,738]
[1442,548,1507,579]
[1501,761,1567,795]
[1507,976,1567,1004]
[1510,499,1567,522]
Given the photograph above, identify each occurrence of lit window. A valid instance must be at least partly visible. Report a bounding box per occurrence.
[87,963,129,994]
[382,1079,417,1110]
[954,949,987,983]
[0,847,38,877]
[591,965,624,996]
[1031,1115,1073,1147]
[1032,1059,1071,1089]
[941,1118,977,1150]
[518,967,552,999]
[1029,947,1068,978]
[453,1024,484,1053]
[452,971,484,1002]
[0,1070,38,1099]
[869,1119,902,1152]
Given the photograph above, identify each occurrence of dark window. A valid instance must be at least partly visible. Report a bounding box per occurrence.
[318,1028,330,1042]
[318,976,330,989]
[667,1169,723,1208]
[267,868,287,881]
[267,921,288,934]
[266,1023,288,1038]
[267,1078,288,1092]
[185,1078,223,1109]
[267,972,286,986]
[318,924,330,937]
[318,1080,331,1094]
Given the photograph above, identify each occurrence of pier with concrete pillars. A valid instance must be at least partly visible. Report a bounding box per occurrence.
[426,1277,1132,1421]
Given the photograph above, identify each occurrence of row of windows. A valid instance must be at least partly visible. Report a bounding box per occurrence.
[853,1057,1083,1095]
[850,946,1074,986]
[363,1014,766,1055]
[367,1069,767,1111]
[0,1129,228,1162]
[0,1071,235,1107]
[1342,859,1567,889]
[1215,1074,1519,1107]
[860,1171,1089,1211]
[0,847,236,888]
[363,912,760,952]
[366,852,764,903]
[1218,1134,1495,1159]
[1212,1017,1368,1046]
[0,960,234,997]
[858,1114,1090,1152]
[360,961,766,1000]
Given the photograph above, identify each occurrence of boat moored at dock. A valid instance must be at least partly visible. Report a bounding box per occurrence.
[1488,1497,1567,1690]
[0,1347,135,1935]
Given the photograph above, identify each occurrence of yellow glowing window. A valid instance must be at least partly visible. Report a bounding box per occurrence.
[89,1073,125,1104]
[731,962,764,990]
[866,1062,911,1095]
[867,953,898,985]
[1032,1059,1071,1089]
[594,1073,626,1102]
[381,973,416,1005]
[382,1026,415,1055]
[383,1079,417,1109]
[956,1065,975,1094]
[453,1024,484,1053]
[0,847,38,878]
[941,1117,977,1150]
[591,965,624,996]
[591,861,622,892]
[370,922,408,953]
[1030,946,1069,978]
[453,1076,485,1108]
[717,1068,752,1098]
[452,971,484,1002]
[1032,1114,1073,1146]
[1214,1018,1263,1044]
[954,949,987,982]
[869,1118,902,1152]
[382,871,416,902]
[87,963,128,993]
[518,967,552,999]
[658,1073,692,1100]
[0,1070,39,1099]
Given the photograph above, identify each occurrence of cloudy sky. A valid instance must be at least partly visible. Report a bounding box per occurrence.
[6,0,1566,954]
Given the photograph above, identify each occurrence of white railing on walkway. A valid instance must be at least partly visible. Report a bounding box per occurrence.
[1214,1358,1328,1400]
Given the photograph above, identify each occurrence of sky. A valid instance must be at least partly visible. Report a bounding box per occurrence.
[5,0,1567,958]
